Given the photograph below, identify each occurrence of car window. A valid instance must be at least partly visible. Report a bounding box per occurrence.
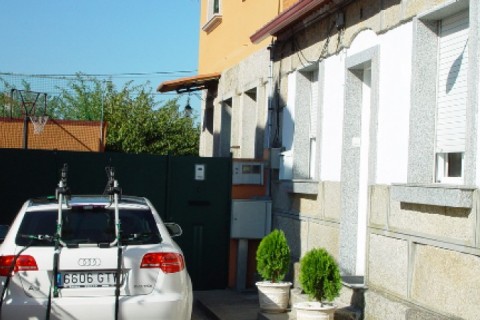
[0,225,10,242]
[16,207,162,247]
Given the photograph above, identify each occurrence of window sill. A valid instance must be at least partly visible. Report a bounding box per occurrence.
[279,180,318,195]
[391,183,475,208]
[202,14,222,33]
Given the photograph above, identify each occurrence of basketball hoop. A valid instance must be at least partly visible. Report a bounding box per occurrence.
[9,89,49,148]
[30,115,49,134]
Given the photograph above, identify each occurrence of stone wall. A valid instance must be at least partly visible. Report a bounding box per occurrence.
[270,0,479,318]
[272,180,342,263]
[367,185,480,319]
[213,48,271,158]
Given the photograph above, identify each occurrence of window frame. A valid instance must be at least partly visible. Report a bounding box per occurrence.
[287,66,320,181]
[203,0,222,32]
[408,0,472,186]
[435,152,464,184]
[434,9,469,185]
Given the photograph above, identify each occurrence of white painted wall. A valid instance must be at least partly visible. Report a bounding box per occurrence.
[348,29,379,56]
[376,23,413,184]
[284,23,413,186]
[320,53,346,182]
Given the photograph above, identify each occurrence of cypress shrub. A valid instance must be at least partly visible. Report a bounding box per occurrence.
[256,229,291,283]
[299,248,341,304]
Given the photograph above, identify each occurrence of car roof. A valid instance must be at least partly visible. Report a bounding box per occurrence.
[27,195,149,209]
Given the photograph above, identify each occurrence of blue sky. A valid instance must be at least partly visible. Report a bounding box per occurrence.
[0,0,201,112]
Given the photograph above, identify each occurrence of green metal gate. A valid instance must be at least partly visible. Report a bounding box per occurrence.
[165,157,231,290]
[0,149,231,290]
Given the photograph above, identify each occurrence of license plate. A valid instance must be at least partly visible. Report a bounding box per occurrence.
[58,271,123,288]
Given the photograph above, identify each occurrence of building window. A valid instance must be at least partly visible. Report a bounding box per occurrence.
[219,98,232,157]
[242,88,260,159]
[436,152,464,183]
[279,66,319,180]
[203,0,222,32]
[308,70,319,179]
[409,0,473,185]
[434,10,468,184]
[212,0,220,15]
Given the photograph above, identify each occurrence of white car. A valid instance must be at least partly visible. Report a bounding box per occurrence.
[0,193,192,320]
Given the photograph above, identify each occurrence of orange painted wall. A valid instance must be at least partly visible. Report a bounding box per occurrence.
[198,0,282,74]
[282,0,298,10]
[198,0,288,290]
[231,170,268,199]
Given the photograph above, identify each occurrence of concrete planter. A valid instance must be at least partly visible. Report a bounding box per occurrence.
[256,281,292,313]
[294,301,336,320]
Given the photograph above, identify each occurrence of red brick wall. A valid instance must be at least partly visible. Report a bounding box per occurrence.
[0,117,106,152]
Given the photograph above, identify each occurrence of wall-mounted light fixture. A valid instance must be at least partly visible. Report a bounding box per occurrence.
[184,96,193,117]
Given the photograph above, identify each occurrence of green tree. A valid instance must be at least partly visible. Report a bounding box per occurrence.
[49,74,199,156]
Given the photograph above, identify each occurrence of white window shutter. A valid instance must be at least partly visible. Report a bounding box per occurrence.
[436,10,469,153]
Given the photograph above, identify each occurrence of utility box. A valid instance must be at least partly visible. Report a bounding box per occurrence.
[231,200,271,239]
[232,162,264,185]
[270,148,282,169]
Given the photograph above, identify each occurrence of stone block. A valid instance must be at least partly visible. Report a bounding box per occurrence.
[411,245,480,319]
[295,193,320,217]
[365,289,409,320]
[368,234,408,298]
[404,0,445,19]
[364,289,457,320]
[307,222,340,260]
[369,185,389,227]
[323,181,342,221]
[380,0,404,30]
[388,200,475,244]
[300,220,309,257]
[274,215,304,260]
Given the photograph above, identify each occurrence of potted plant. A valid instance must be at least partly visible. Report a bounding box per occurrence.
[255,229,292,313]
[294,248,342,320]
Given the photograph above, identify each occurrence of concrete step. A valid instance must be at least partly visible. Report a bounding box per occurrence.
[258,304,361,320]
[258,311,293,320]
[258,305,361,320]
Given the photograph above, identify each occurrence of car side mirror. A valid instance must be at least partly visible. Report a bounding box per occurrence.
[164,223,183,238]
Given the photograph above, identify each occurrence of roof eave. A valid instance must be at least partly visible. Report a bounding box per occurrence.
[250,0,333,44]
[156,72,221,93]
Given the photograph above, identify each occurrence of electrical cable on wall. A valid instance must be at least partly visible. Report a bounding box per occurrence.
[293,19,337,67]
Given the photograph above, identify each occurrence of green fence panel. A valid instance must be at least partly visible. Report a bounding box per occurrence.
[0,149,231,290]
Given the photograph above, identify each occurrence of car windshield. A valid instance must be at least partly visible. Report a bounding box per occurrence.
[16,207,162,247]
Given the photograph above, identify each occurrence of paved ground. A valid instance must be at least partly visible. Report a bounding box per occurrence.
[193,289,260,320]
[191,299,215,320]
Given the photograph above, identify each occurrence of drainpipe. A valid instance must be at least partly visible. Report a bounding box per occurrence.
[267,43,274,149]
[266,43,275,199]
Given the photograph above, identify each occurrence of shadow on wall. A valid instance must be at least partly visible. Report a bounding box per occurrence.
[446,41,467,94]
[268,83,302,283]
[271,0,402,63]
